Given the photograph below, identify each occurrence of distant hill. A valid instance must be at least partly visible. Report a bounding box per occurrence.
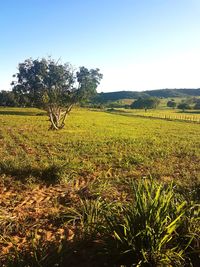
[146,88,200,98]
[94,91,148,102]
[95,89,200,102]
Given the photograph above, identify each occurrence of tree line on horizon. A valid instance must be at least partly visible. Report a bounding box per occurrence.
[1,87,200,112]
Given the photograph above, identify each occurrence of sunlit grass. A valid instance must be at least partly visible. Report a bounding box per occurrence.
[0,107,199,185]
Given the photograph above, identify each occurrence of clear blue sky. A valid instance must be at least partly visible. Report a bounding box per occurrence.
[1,0,200,92]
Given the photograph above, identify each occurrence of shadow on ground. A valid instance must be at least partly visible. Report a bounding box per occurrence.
[177,110,200,114]
[0,162,64,183]
[0,110,46,116]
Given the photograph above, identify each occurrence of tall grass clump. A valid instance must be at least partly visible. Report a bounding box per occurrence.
[103,179,199,266]
[65,197,107,240]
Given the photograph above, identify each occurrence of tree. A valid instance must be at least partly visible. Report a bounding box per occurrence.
[194,99,200,109]
[12,58,103,130]
[167,100,177,109]
[130,97,160,111]
[177,102,190,112]
[0,90,18,106]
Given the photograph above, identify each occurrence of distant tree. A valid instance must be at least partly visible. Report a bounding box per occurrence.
[167,100,177,109]
[177,102,191,112]
[0,91,18,106]
[194,99,200,109]
[130,97,160,111]
[12,58,103,130]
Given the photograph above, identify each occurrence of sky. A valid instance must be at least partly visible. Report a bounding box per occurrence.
[1,0,200,92]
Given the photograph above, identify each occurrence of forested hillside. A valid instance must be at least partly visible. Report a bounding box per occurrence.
[94,88,200,102]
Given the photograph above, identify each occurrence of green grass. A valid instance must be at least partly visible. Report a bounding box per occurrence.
[0,107,199,185]
[0,106,199,266]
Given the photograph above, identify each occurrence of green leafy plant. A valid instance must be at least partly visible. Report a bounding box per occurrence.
[103,179,191,266]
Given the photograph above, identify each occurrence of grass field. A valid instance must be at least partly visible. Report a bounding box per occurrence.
[0,107,200,266]
[108,107,200,123]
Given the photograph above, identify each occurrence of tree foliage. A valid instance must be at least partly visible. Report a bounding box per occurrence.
[12,58,103,130]
[130,97,160,110]
[177,102,191,111]
[167,100,177,109]
[0,91,18,106]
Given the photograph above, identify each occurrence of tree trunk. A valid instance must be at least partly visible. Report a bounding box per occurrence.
[48,104,73,130]
[59,105,73,129]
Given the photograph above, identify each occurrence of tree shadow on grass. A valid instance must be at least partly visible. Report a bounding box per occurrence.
[7,234,200,267]
[0,162,64,184]
[0,110,46,116]
[6,239,112,267]
[177,110,200,114]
